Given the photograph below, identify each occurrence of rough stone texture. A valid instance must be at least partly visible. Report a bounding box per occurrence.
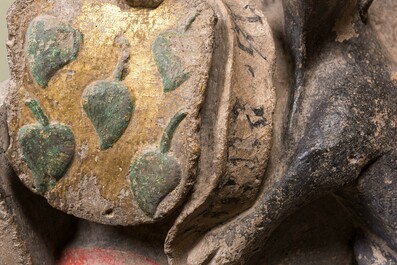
[0,193,32,265]
[59,196,357,265]
[248,196,356,265]
[339,151,397,262]
[370,0,397,63]
[177,0,397,264]
[354,232,397,265]
[0,80,32,265]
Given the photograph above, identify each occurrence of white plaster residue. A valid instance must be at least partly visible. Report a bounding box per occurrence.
[0,80,9,106]
[77,140,89,161]
[333,12,358,42]
[370,245,388,265]
[392,72,397,84]
[384,178,393,185]
[63,175,115,218]
[118,188,130,201]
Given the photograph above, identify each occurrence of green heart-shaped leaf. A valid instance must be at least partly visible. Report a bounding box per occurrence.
[26,15,83,88]
[153,32,190,93]
[130,151,182,217]
[19,100,75,193]
[83,81,134,150]
[130,112,186,217]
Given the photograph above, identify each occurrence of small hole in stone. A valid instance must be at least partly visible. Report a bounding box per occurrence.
[103,208,114,217]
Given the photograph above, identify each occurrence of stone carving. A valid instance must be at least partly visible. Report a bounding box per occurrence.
[6,0,218,226]
[1,0,396,264]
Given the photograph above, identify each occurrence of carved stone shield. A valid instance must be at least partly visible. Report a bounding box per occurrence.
[6,0,216,225]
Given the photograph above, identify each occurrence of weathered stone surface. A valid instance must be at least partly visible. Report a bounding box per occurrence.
[339,152,397,262]
[6,0,276,235]
[370,0,397,63]
[0,80,32,265]
[248,196,356,265]
[176,0,397,264]
[0,193,32,265]
[165,0,276,263]
[354,232,397,265]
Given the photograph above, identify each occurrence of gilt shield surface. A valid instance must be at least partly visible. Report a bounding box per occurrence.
[6,0,216,225]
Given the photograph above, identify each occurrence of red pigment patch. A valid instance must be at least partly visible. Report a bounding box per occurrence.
[57,247,159,265]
